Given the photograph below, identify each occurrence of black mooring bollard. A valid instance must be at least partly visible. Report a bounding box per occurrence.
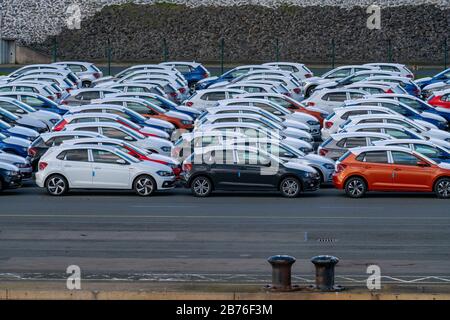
[310,255,343,291]
[267,255,296,290]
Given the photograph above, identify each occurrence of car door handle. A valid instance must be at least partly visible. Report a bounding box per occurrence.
[63,165,72,168]
[93,167,102,170]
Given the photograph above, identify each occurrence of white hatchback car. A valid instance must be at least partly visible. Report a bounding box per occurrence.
[184,89,246,111]
[36,145,176,196]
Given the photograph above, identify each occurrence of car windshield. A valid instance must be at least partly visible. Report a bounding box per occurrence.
[15,101,36,112]
[0,120,11,129]
[0,132,7,139]
[119,125,144,139]
[114,149,140,163]
[0,108,19,120]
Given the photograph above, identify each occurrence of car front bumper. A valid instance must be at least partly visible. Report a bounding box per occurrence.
[302,174,321,191]
[2,174,22,189]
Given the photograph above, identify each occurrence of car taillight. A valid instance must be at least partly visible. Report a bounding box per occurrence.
[28,147,37,157]
[38,162,48,171]
[283,92,291,97]
[47,96,54,100]
[93,72,101,79]
[202,73,209,78]
[325,121,333,129]
[293,88,301,94]
[66,88,72,93]
[319,148,329,156]
[61,100,68,105]
[186,101,193,107]
[406,74,413,79]
[169,92,177,97]
[52,119,67,131]
[56,92,62,99]
[179,87,186,94]
[386,88,394,93]
[182,163,193,172]
[305,74,312,78]
[307,101,315,106]
[336,163,347,173]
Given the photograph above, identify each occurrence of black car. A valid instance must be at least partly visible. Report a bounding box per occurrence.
[0,161,22,192]
[181,145,320,197]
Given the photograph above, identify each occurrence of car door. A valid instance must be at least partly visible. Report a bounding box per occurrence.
[235,149,277,189]
[355,150,394,190]
[206,149,239,189]
[58,148,92,187]
[390,150,434,191]
[91,149,131,188]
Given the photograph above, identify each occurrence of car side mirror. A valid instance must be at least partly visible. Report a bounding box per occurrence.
[417,160,431,167]
[15,109,25,114]
[116,159,128,165]
[124,136,133,141]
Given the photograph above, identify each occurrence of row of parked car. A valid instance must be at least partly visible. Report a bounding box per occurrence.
[0,61,449,198]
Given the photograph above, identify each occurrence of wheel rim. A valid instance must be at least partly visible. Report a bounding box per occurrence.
[437,180,450,197]
[193,178,210,196]
[47,177,65,195]
[348,179,364,197]
[282,179,299,196]
[136,178,154,195]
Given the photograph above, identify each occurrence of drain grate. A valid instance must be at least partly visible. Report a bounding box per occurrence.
[316,238,338,242]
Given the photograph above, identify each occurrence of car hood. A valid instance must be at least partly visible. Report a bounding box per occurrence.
[423,81,448,91]
[430,138,450,150]
[134,160,173,172]
[304,153,335,165]
[283,127,312,139]
[422,112,446,122]
[196,76,218,85]
[8,125,39,138]
[283,161,317,173]
[165,110,193,121]
[4,136,31,148]
[34,110,62,120]
[428,129,450,139]
[437,162,450,170]
[415,77,432,84]
[145,118,175,129]
[208,81,230,88]
[283,119,309,130]
[149,153,179,165]
[16,116,46,129]
[140,126,170,139]
[283,137,313,149]
[0,153,27,164]
[304,77,331,85]
[0,161,19,171]
[315,81,338,90]
[287,112,317,123]
[175,105,201,115]
[435,107,450,114]
[144,136,174,147]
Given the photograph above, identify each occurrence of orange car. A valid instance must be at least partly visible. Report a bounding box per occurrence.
[333,146,450,198]
[96,98,194,130]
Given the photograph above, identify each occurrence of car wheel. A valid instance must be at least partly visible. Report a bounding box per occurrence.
[305,86,316,98]
[133,175,156,196]
[0,179,3,191]
[191,176,212,197]
[46,174,68,196]
[344,177,367,198]
[82,81,91,88]
[434,177,450,199]
[280,177,301,198]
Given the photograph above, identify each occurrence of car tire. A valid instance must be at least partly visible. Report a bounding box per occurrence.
[305,86,316,98]
[344,177,367,198]
[45,174,68,196]
[434,177,450,199]
[133,175,156,196]
[82,81,91,88]
[191,176,212,197]
[280,177,302,198]
[0,179,3,191]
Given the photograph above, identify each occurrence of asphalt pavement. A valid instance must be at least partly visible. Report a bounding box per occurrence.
[0,184,449,286]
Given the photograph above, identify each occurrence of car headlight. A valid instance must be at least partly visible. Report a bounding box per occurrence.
[164,128,173,133]
[445,138,450,142]
[323,163,335,170]
[181,120,192,125]
[299,147,313,153]
[161,146,171,152]
[157,170,174,177]
[50,119,59,124]
[15,163,29,168]
[303,171,317,178]
[301,137,313,143]
[320,113,328,118]
[8,170,20,176]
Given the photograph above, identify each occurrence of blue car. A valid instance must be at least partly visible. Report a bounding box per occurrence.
[0,160,22,191]
[0,119,39,141]
[0,92,68,116]
[109,92,202,119]
[0,132,31,157]
[0,107,48,133]
[415,68,450,89]
[160,62,210,86]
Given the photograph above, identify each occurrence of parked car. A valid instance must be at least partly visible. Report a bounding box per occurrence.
[0,106,47,134]
[0,92,68,116]
[91,97,194,130]
[341,123,427,141]
[18,68,81,88]
[35,145,176,196]
[333,146,450,198]
[0,119,39,141]
[243,75,304,101]
[314,70,402,91]
[4,64,68,80]
[225,82,280,95]
[345,82,405,95]
[107,92,202,119]
[318,132,392,160]
[195,65,277,90]
[182,145,320,197]
[364,75,421,96]
[421,80,450,99]
[0,150,32,179]
[184,88,247,111]
[63,122,174,156]
[415,68,450,89]
[62,138,182,177]
[0,161,22,192]
[67,104,175,134]
[53,113,170,140]
[321,105,400,139]
[262,62,314,79]
[303,88,368,114]
[428,89,450,109]
[372,139,450,163]
[27,131,104,169]
[109,82,168,98]
[0,82,58,101]
[159,61,210,86]
[15,75,76,97]
[52,61,103,87]
[60,88,121,106]
[363,63,414,79]
[0,96,61,128]
[0,131,31,158]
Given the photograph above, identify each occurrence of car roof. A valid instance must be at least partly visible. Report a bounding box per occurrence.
[68,104,127,112]
[53,61,95,66]
[62,137,123,145]
[182,131,246,140]
[330,132,392,139]
[160,61,201,67]
[314,88,368,95]
[434,88,450,95]
[50,144,119,152]
[40,131,102,140]
[64,112,120,119]
[373,139,436,146]
[346,97,403,104]
[204,113,267,120]
[217,97,274,105]
[263,62,305,66]
[346,114,406,121]
[364,63,406,67]
[195,88,247,94]
[349,145,415,154]
[64,122,123,129]
[344,123,414,130]
[70,88,120,94]
[208,105,265,112]
[93,97,147,103]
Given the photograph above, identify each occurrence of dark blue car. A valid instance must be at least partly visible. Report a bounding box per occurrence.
[160,62,210,87]
[0,160,22,191]
[0,92,68,116]
[0,132,31,157]
[0,120,39,141]
[415,68,450,89]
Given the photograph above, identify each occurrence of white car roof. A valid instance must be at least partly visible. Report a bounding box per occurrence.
[373,139,437,146]
[40,131,102,140]
[64,122,125,130]
[62,137,124,145]
[313,88,368,96]
[330,132,392,140]
[195,88,246,94]
[160,61,201,67]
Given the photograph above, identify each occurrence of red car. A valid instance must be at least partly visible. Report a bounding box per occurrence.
[428,90,450,109]
[333,146,450,198]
